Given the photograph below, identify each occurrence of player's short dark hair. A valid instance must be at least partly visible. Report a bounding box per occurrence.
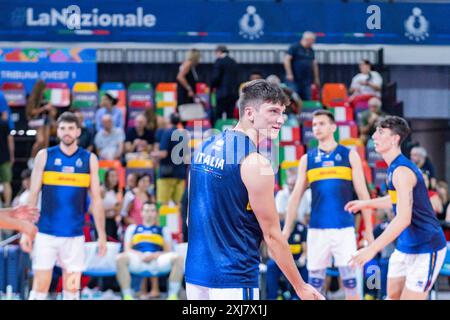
[312,109,335,124]
[169,112,181,126]
[237,79,290,118]
[57,111,80,128]
[377,115,411,146]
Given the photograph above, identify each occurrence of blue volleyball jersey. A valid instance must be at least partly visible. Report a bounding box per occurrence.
[306,145,355,229]
[39,146,91,237]
[387,154,446,254]
[131,225,164,253]
[185,130,262,288]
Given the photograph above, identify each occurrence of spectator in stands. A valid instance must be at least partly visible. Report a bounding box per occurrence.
[120,172,138,220]
[125,113,155,158]
[211,45,239,121]
[249,70,264,81]
[101,169,123,241]
[358,97,386,144]
[145,109,158,132]
[266,74,303,123]
[0,117,13,207]
[176,49,200,106]
[116,201,184,300]
[275,172,312,226]
[284,31,320,100]
[436,181,449,222]
[348,59,382,107]
[95,91,124,132]
[94,114,125,160]
[151,113,187,206]
[123,173,154,226]
[410,146,437,189]
[422,172,443,216]
[73,109,94,151]
[12,169,33,207]
[26,80,55,169]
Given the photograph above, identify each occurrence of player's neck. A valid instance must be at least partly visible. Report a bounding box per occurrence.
[382,147,402,166]
[318,138,338,153]
[59,142,79,156]
[234,121,259,146]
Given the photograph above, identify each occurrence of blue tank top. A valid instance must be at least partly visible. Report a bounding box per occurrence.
[39,146,91,237]
[387,154,446,254]
[131,225,164,253]
[185,130,262,288]
[307,145,355,229]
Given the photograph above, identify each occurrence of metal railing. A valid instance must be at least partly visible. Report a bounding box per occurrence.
[97,47,383,65]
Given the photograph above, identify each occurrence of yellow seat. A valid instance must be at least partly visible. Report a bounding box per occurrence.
[73,82,98,92]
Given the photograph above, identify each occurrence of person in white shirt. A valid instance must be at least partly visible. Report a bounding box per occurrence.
[348,59,382,107]
[276,173,312,225]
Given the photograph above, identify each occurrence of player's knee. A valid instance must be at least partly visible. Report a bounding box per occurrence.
[308,269,326,290]
[339,266,358,296]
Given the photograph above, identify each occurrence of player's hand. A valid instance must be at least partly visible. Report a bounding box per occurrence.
[20,221,38,240]
[286,74,294,82]
[296,283,326,300]
[345,200,368,214]
[20,233,34,253]
[11,205,40,223]
[349,246,377,268]
[97,236,107,257]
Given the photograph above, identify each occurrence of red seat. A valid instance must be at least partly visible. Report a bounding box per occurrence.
[321,83,348,107]
[1,82,24,90]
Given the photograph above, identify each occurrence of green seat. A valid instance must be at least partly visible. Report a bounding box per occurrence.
[302,100,322,109]
[129,82,152,91]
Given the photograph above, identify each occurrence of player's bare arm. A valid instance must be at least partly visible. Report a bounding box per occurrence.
[349,166,415,267]
[89,153,107,256]
[20,149,47,253]
[241,152,324,300]
[349,150,374,243]
[283,154,308,238]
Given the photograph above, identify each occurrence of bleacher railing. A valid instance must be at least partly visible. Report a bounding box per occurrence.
[97,48,383,66]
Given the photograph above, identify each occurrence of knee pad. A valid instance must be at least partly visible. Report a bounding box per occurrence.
[308,269,326,292]
[338,266,358,296]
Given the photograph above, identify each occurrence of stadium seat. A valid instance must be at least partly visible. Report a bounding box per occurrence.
[155,82,177,118]
[279,144,305,164]
[1,82,26,107]
[340,138,366,161]
[280,126,301,145]
[44,82,70,108]
[299,100,322,122]
[159,205,182,244]
[72,82,98,128]
[330,106,354,122]
[127,82,153,128]
[321,83,348,108]
[279,160,299,187]
[335,121,359,141]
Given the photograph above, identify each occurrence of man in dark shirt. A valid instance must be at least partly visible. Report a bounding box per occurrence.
[210,45,239,121]
[151,113,188,205]
[284,31,320,100]
[125,113,155,154]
